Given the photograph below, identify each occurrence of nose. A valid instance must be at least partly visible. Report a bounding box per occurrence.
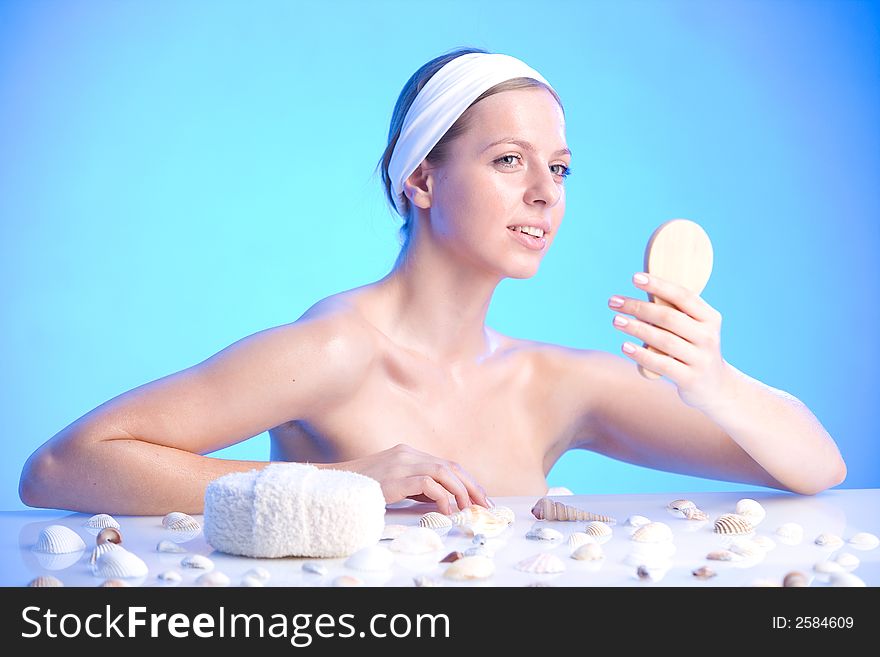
[523,165,562,208]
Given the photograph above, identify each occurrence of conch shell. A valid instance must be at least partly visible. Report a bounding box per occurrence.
[531,497,616,523]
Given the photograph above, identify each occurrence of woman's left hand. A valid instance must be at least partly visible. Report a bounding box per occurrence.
[608,272,733,414]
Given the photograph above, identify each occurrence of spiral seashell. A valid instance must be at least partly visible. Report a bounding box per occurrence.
[847,532,879,550]
[100,579,130,587]
[530,497,616,523]
[682,507,708,521]
[83,514,120,534]
[567,532,596,551]
[94,547,148,579]
[197,571,230,587]
[489,505,515,525]
[713,513,754,535]
[666,499,696,517]
[735,498,766,525]
[783,571,809,587]
[775,522,804,545]
[571,542,604,561]
[28,575,64,587]
[244,566,271,582]
[692,566,716,580]
[157,570,182,583]
[706,549,738,561]
[241,575,265,587]
[96,527,123,546]
[90,541,122,569]
[413,575,442,587]
[624,515,651,528]
[34,525,87,554]
[834,552,859,572]
[380,524,409,541]
[333,575,364,587]
[829,572,866,587]
[631,521,673,543]
[162,512,202,533]
[180,554,214,570]
[814,532,844,549]
[344,545,394,571]
[419,512,453,531]
[443,555,495,581]
[515,553,566,574]
[525,526,564,542]
[584,521,613,538]
[156,539,187,553]
[389,527,445,554]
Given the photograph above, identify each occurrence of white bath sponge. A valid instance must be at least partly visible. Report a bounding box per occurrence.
[204,463,385,558]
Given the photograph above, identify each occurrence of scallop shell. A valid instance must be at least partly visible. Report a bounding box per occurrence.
[515,552,566,574]
[240,575,265,587]
[734,498,766,525]
[449,505,509,537]
[775,522,804,544]
[413,575,442,587]
[631,521,673,543]
[96,527,123,546]
[692,566,716,580]
[713,513,754,535]
[489,505,515,525]
[380,524,409,541]
[83,514,120,533]
[418,512,453,531]
[834,552,859,572]
[525,526,564,542]
[94,548,149,578]
[162,512,202,533]
[584,521,613,538]
[847,532,879,550]
[783,571,809,587]
[244,566,271,582]
[344,545,394,571]
[180,554,214,570]
[389,527,445,554]
[666,499,696,517]
[443,555,495,581]
[28,575,64,587]
[829,572,866,587]
[570,542,604,561]
[333,575,364,587]
[196,571,230,587]
[90,541,122,569]
[530,497,616,523]
[156,539,187,553]
[567,532,596,551]
[157,570,182,583]
[34,525,87,554]
[624,515,651,528]
[814,532,844,549]
[99,579,130,587]
[706,549,739,561]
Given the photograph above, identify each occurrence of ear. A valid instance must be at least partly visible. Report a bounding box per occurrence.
[402,162,434,210]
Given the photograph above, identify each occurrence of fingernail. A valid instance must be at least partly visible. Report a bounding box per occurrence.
[622,342,636,354]
[608,295,625,308]
[633,272,649,285]
[613,315,628,327]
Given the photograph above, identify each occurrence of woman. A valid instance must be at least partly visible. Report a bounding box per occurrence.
[19,47,845,515]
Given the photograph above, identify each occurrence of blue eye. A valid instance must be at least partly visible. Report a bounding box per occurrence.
[552,164,572,178]
[494,155,572,180]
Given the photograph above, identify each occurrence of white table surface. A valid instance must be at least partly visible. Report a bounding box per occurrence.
[3,489,878,587]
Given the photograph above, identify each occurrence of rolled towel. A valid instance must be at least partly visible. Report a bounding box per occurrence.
[204,463,385,558]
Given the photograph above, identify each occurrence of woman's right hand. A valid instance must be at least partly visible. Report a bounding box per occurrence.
[334,443,490,514]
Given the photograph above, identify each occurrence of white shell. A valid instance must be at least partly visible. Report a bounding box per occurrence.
[666,499,695,517]
[813,560,844,575]
[814,533,844,549]
[584,521,613,538]
[196,571,230,587]
[713,513,754,535]
[829,572,866,587]
[418,512,453,531]
[847,532,879,550]
[443,555,495,581]
[156,539,187,553]
[775,522,804,544]
[94,547,148,578]
[162,512,201,533]
[33,525,87,554]
[624,515,651,528]
[567,532,596,551]
[302,562,328,576]
[83,514,120,533]
[157,570,182,583]
[489,505,515,525]
[244,566,271,582]
[727,537,764,559]
[180,554,214,570]
[240,575,265,587]
[525,526,564,542]
[630,521,673,543]
[570,542,604,561]
[380,524,409,541]
[332,575,364,587]
[28,575,64,587]
[463,545,494,558]
[515,553,566,574]
[89,542,122,569]
[413,575,442,587]
[752,535,776,551]
[449,505,509,537]
[834,552,860,572]
[735,498,766,525]
[389,527,445,554]
[706,549,739,561]
[344,545,395,571]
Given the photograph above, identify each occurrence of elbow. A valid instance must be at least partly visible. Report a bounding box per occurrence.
[19,447,55,508]
[787,457,847,497]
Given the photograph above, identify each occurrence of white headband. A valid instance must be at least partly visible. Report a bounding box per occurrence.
[388,52,553,216]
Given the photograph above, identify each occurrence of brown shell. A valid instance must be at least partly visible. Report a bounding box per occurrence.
[531,497,616,524]
[783,571,809,587]
[713,513,754,535]
[96,527,123,545]
[692,566,717,580]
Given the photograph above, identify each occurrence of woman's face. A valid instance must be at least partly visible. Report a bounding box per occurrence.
[423,87,570,279]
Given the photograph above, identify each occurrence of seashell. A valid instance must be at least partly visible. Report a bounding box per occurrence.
[449,505,509,537]
[34,525,87,554]
[100,579,130,587]
[156,539,187,553]
[472,534,486,546]
[333,575,364,587]
[515,553,566,574]
[624,515,651,528]
[440,551,463,563]
[89,542,122,569]
[752,535,776,551]
[634,564,667,582]
[567,532,596,551]
[94,548,148,579]
[96,527,123,546]
[631,521,673,543]
[829,572,866,587]
[706,549,739,561]
[197,571,230,587]
[389,527,444,554]
[418,512,453,531]
[847,532,879,550]
[344,545,394,571]
[775,522,803,544]
[783,571,809,587]
[162,512,201,533]
[443,555,495,581]
[834,552,859,572]
[570,543,604,561]
[727,537,764,559]
[814,533,844,550]
[157,570,182,583]
[584,521,613,539]
[713,513,754,535]
[380,524,409,541]
[240,575,264,587]
[813,560,844,575]
[180,554,214,570]
[83,514,120,533]
[489,505,515,525]
[244,566,271,582]
[734,498,766,525]
[692,566,716,580]
[682,507,708,521]
[666,499,696,517]
[413,575,442,587]
[530,497,616,523]
[463,545,493,558]
[525,526,564,542]
[28,575,64,587]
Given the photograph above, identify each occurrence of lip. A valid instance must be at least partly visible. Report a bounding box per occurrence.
[508,227,547,251]
[507,220,552,234]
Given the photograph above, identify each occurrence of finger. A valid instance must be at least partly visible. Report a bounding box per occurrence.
[425,463,473,511]
[621,341,689,381]
[612,314,700,365]
[445,460,490,508]
[609,294,703,345]
[631,272,718,323]
[397,475,458,514]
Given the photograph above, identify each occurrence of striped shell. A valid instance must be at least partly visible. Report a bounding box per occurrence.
[624,515,652,528]
[28,575,64,587]
[567,532,596,551]
[631,522,673,543]
[443,555,495,581]
[584,521,613,538]
[515,553,566,574]
[34,525,87,554]
[389,527,445,554]
[489,505,515,525]
[531,497,616,523]
[449,505,509,537]
[418,512,453,531]
[90,541,122,569]
[345,545,394,571]
[570,542,604,561]
[783,571,809,587]
[180,554,214,570]
[156,539,187,553]
[83,514,120,533]
[666,499,696,517]
[814,533,844,549]
[775,522,804,544]
[162,512,201,533]
[735,498,766,525]
[525,526,564,542]
[94,548,148,579]
[848,532,879,550]
[196,571,230,587]
[713,513,754,535]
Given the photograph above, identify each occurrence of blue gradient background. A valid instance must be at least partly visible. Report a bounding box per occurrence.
[1,0,877,510]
